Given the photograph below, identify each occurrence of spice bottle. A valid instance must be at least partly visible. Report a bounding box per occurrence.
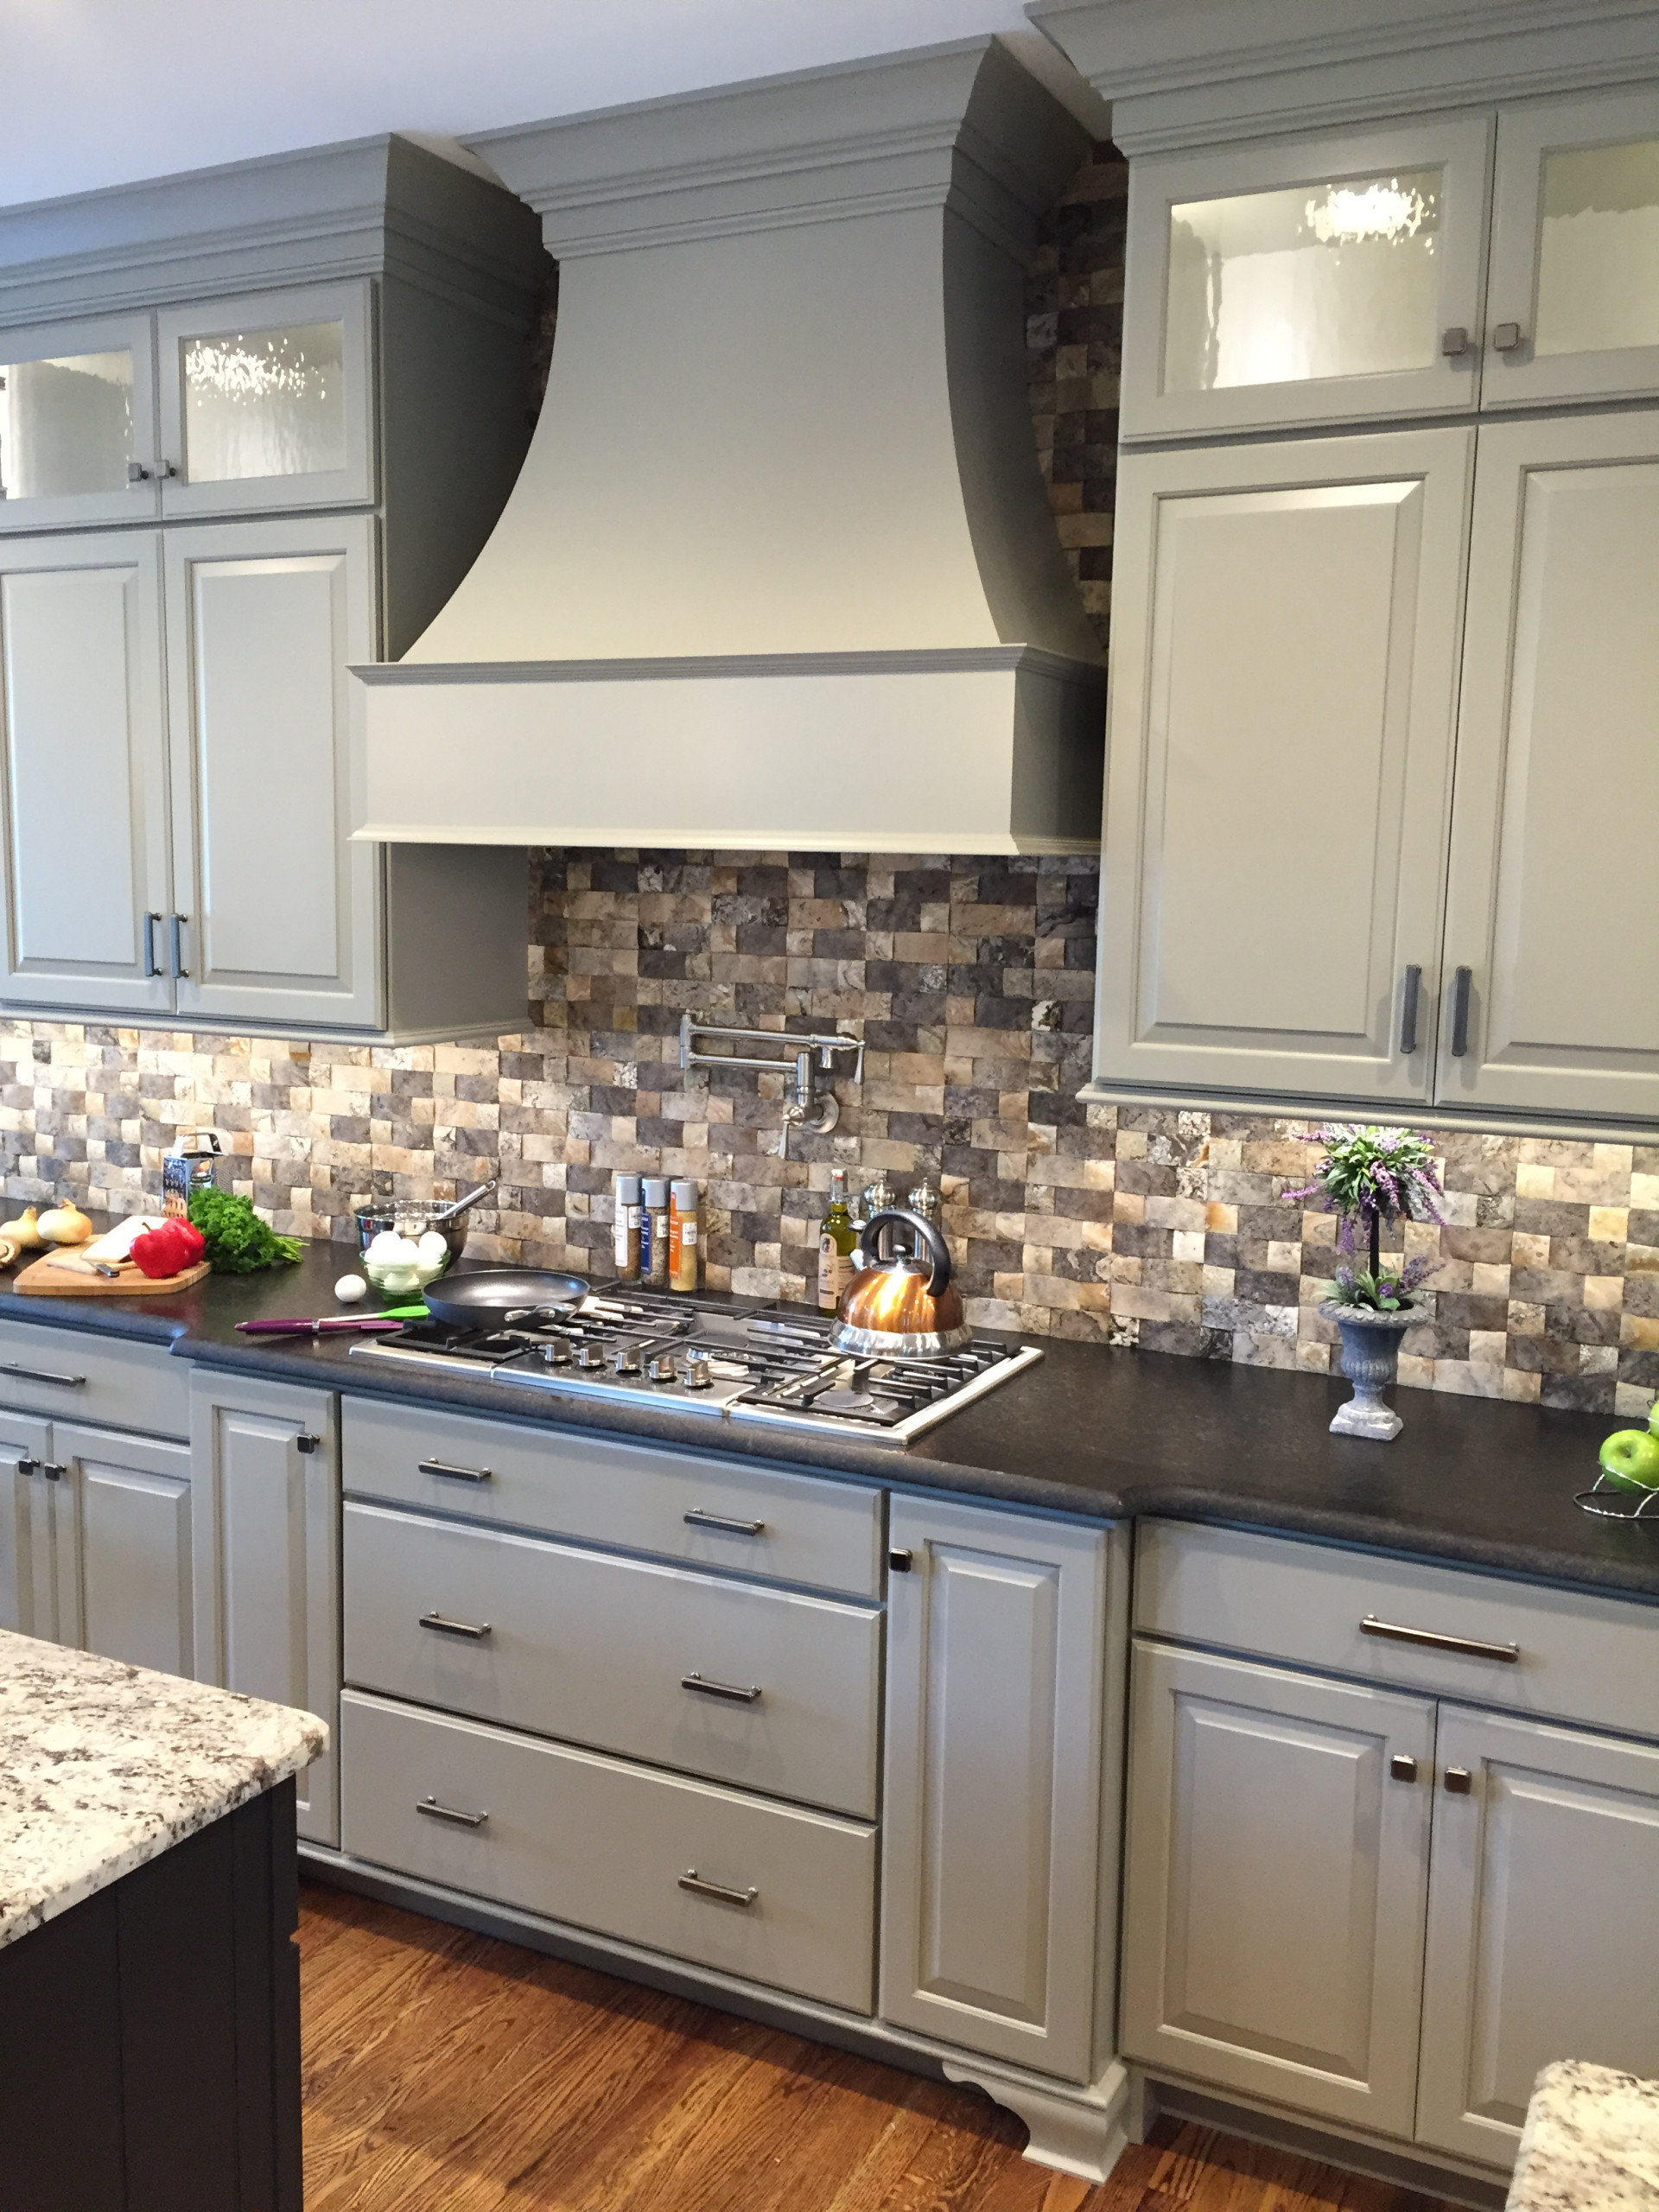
[641,1177,671,1289]
[817,1168,857,1314]
[669,1179,701,1293]
[613,1172,642,1281]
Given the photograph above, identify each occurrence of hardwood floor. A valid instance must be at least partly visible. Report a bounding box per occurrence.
[298,1881,1454,2212]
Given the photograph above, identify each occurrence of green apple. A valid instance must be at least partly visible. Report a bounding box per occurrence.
[1600,1427,1659,1491]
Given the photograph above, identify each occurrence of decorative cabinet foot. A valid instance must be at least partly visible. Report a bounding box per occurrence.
[941,2057,1132,2184]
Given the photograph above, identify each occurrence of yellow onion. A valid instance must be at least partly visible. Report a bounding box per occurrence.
[37,1200,95,1247]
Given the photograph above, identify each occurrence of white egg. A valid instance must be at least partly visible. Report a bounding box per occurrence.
[365,1229,410,1262]
[334,1274,368,1304]
[416,1230,448,1264]
[375,1263,423,1297]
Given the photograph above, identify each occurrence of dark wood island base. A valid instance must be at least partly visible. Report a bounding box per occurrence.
[0,1779,302,2212]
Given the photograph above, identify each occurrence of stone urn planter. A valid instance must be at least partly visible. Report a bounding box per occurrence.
[1321,1302,1419,1441]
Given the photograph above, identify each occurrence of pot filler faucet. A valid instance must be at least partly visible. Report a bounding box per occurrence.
[679,1014,864,1152]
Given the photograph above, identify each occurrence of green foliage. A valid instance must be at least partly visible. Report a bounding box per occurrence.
[188,1187,304,1274]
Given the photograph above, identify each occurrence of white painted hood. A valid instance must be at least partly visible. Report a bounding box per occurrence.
[353,39,1107,854]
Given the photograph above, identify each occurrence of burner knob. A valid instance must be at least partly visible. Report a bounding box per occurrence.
[613,1347,642,1376]
[577,1344,606,1370]
[541,1340,571,1367]
[646,1355,678,1384]
[683,1349,713,1390]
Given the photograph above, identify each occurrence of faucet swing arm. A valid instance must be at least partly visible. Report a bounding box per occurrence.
[679,1014,864,1135]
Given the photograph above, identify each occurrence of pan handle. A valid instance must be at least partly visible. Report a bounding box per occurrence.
[858,1209,952,1297]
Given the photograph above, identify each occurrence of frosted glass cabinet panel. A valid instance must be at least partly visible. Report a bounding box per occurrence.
[1485,92,1659,407]
[1094,429,1472,1107]
[1123,119,1492,438]
[0,315,159,531]
[1436,410,1659,1126]
[155,282,373,516]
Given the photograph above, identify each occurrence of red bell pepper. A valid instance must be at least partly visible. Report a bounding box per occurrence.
[130,1219,207,1280]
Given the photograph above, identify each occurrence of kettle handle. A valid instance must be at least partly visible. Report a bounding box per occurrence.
[859,1208,952,1297]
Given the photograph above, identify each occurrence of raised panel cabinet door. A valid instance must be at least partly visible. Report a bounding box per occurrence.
[0,1411,54,1637]
[1094,430,1472,1109]
[1484,91,1659,410]
[191,1375,339,1845]
[154,281,374,518]
[52,1422,194,1680]
[1120,117,1492,441]
[1416,1706,1659,2170]
[162,512,381,1032]
[1121,1643,1434,2139]
[880,1497,1109,2082]
[0,532,175,1015]
[0,310,160,532]
[1436,411,1659,1125]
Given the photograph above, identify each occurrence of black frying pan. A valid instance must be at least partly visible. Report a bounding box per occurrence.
[417,1267,589,1327]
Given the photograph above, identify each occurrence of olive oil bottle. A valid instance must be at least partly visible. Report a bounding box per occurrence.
[817,1168,857,1313]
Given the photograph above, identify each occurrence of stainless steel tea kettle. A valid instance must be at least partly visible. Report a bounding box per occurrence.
[832,1207,970,1356]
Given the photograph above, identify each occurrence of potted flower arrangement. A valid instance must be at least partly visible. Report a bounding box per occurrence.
[1284,1124,1446,1440]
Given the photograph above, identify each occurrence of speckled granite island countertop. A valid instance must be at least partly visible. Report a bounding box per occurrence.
[1509,2061,1659,2211]
[0,1630,327,1951]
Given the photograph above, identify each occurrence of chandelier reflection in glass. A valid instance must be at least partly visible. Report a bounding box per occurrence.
[182,320,346,482]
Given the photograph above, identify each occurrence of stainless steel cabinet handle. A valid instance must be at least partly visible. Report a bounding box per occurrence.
[1445,1767,1473,1795]
[1389,1753,1419,1783]
[416,1796,488,1828]
[1440,327,1470,357]
[681,1671,762,1704]
[418,1457,493,1484]
[13,1457,40,1478]
[678,1869,758,1908]
[127,460,153,484]
[888,1548,913,1572]
[168,913,188,979]
[1362,1614,1519,1663]
[143,913,164,977]
[1399,965,1421,1055]
[296,1433,321,1456]
[683,1508,766,1536]
[1450,966,1472,1057]
[0,1362,85,1388]
[1491,322,1523,352]
[418,1611,493,1641]
[39,1463,65,1481]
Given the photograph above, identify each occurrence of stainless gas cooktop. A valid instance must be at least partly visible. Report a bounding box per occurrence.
[347,1287,1041,1446]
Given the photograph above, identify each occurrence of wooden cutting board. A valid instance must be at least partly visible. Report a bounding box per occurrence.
[10,1248,213,1297]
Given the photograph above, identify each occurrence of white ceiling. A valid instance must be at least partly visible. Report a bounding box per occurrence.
[0,0,1100,212]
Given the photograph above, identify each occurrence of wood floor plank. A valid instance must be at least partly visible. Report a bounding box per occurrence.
[297,1884,1463,2212]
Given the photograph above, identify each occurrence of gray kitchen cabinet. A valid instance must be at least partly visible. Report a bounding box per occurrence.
[880,1496,1113,2084]
[0,133,543,1039]
[0,1408,53,1637]
[1121,1642,1435,2139]
[1414,1705,1659,2168]
[1093,428,1471,1110]
[1435,409,1659,1124]
[47,1421,195,1678]
[0,531,174,1015]
[191,1370,340,1847]
[1484,90,1659,413]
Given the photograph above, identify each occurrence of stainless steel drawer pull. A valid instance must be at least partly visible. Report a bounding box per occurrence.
[416,1796,489,1828]
[678,1869,758,1908]
[418,1457,493,1484]
[419,1611,493,1641]
[683,1508,766,1536]
[1361,1615,1519,1663]
[1445,1767,1473,1795]
[39,1462,65,1482]
[1389,1754,1419,1783]
[0,1362,86,1389]
[681,1671,762,1704]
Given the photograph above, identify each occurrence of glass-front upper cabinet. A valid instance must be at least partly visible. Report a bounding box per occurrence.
[0,315,160,532]
[154,282,374,517]
[1484,91,1659,409]
[1122,118,1494,439]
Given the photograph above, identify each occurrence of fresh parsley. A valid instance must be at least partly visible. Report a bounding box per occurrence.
[188,1187,304,1274]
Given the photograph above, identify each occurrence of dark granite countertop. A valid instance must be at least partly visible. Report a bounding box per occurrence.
[2,1232,1654,1603]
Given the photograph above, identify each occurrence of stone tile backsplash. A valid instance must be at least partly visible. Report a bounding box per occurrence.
[2,146,1653,1420]
[1,849,1654,1419]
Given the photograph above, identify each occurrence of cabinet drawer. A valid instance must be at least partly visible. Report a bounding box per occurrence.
[1136,1522,1659,1742]
[342,1397,882,1597]
[344,1502,880,1817]
[0,1318,188,1439]
[340,1689,875,2013]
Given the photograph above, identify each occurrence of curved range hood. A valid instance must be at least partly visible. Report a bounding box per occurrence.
[351,39,1108,855]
